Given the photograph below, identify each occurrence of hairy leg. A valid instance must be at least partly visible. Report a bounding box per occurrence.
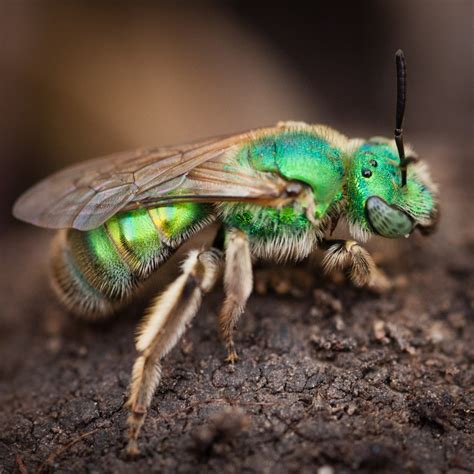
[125,248,222,455]
[218,229,253,363]
[321,239,391,292]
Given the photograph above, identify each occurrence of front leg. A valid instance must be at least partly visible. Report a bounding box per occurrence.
[321,239,391,292]
[218,228,253,363]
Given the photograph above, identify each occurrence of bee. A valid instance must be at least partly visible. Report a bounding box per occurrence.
[13,50,438,454]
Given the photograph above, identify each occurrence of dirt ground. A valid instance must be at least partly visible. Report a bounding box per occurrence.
[0,143,472,474]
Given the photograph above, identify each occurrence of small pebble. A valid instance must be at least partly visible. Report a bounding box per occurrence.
[317,466,334,474]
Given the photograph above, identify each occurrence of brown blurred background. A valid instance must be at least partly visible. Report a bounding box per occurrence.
[1,1,472,238]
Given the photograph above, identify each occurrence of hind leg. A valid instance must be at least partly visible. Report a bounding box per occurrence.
[125,248,222,455]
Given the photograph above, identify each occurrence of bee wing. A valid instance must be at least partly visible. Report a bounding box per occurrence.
[13,128,289,230]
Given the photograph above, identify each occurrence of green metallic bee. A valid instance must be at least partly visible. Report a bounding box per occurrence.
[13,51,438,454]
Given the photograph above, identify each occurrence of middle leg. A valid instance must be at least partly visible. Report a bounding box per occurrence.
[218,228,253,363]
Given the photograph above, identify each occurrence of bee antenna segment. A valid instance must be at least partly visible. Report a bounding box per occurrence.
[394,49,408,187]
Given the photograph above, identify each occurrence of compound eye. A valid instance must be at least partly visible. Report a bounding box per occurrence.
[362,168,372,178]
[365,196,414,238]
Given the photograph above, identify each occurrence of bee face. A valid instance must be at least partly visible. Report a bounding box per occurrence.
[346,141,406,237]
[346,141,438,239]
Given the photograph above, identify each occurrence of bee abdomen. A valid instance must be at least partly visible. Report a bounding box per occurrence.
[50,227,141,319]
[50,203,213,319]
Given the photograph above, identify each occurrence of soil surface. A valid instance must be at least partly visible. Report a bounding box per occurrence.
[0,146,472,474]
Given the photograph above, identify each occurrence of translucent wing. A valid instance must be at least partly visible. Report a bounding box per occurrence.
[13,128,289,230]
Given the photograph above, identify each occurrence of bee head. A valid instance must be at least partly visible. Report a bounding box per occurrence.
[345,141,438,241]
[345,50,439,241]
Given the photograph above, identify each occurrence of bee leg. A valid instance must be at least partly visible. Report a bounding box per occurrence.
[321,239,391,292]
[218,229,253,364]
[125,248,222,456]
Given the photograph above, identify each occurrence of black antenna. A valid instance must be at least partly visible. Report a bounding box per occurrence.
[394,49,407,186]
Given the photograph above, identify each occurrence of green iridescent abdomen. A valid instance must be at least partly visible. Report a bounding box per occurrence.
[51,203,212,317]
